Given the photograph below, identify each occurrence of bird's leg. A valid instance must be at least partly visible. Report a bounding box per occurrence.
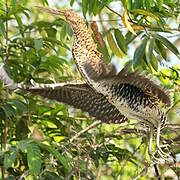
[147,123,169,163]
[156,122,170,160]
[148,126,161,163]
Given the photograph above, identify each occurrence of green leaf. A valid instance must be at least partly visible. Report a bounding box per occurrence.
[41,0,49,5]
[14,14,22,28]
[132,9,159,20]
[45,171,64,180]
[152,34,179,56]
[10,0,17,9]
[120,0,127,8]
[93,0,98,15]
[70,0,75,6]
[82,0,88,17]
[34,38,43,52]
[43,37,70,50]
[133,38,148,66]
[1,103,17,118]
[66,24,73,37]
[4,150,18,169]
[107,31,124,57]
[150,54,158,71]
[114,29,127,54]
[8,99,27,115]
[157,0,163,10]
[45,28,57,38]
[0,19,5,36]
[39,143,70,172]
[17,140,31,152]
[145,38,154,62]
[27,142,41,177]
[89,0,94,14]
[155,39,167,60]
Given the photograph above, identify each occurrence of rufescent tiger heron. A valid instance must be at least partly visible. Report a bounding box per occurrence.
[0,6,171,161]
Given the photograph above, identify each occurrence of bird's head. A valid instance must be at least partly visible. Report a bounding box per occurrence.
[36,6,84,27]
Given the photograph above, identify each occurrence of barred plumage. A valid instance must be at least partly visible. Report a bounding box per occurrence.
[25,82,127,124]
[0,6,172,159]
[30,7,171,129]
[0,6,170,130]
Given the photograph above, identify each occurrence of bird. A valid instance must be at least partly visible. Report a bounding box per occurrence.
[0,6,171,160]
[35,6,171,160]
[35,6,170,128]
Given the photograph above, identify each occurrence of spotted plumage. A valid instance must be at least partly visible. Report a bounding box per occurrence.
[1,7,171,131]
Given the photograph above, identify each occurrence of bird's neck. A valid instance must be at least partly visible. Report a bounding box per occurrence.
[71,20,108,88]
[71,22,98,53]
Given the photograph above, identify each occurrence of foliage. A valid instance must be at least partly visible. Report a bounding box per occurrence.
[0,0,180,179]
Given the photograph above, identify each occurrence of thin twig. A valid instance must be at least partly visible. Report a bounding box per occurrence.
[166,99,180,114]
[70,121,101,143]
[105,5,122,17]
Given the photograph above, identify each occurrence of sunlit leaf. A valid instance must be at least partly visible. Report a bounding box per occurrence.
[132,9,159,20]
[145,38,154,62]
[150,54,158,71]
[157,0,163,10]
[107,31,124,57]
[122,10,137,35]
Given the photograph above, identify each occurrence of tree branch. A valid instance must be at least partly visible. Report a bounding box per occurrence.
[70,121,102,143]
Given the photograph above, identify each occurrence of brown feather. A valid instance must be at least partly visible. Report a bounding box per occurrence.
[25,82,127,124]
[113,68,171,106]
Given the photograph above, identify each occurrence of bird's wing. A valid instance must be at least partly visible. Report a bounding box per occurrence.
[25,82,127,124]
[113,68,171,106]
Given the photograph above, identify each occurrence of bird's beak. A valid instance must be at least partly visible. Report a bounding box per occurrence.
[35,6,66,16]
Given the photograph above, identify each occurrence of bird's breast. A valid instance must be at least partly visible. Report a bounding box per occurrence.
[98,82,162,125]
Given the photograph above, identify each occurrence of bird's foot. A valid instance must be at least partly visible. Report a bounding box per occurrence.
[155,123,171,161]
[156,144,170,160]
